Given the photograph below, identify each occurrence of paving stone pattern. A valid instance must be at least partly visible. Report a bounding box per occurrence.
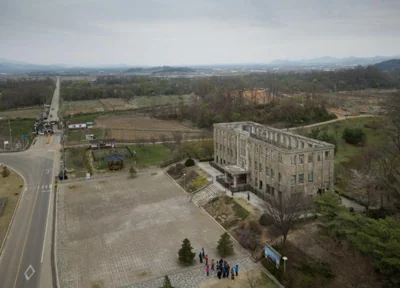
[56,171,246,288]
[125,256,257,288]
[192,184,224,207]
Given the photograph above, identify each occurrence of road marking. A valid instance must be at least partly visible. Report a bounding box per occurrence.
[24,265,35,281]
[13,169,44,288]
[41,154,57,263]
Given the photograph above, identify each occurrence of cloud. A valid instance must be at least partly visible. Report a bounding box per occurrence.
[0,0,399,65]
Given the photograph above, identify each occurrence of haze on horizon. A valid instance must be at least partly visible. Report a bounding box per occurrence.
[1,0,399,67]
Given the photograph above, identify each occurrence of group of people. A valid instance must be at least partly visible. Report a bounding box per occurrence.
[199,248,239,280]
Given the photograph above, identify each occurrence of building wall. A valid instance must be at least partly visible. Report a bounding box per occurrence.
[214,123,334,197]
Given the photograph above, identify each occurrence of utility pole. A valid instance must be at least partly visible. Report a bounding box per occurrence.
[61,120,66,179]
[8,118,12,150]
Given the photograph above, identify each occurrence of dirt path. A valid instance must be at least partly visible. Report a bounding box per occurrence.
[287,114,379,131]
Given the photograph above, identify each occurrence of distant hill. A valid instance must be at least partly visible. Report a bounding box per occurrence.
[373,59,400,72]
[125,66,195,74]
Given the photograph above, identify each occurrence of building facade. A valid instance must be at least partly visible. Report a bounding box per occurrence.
[213,122,335,197]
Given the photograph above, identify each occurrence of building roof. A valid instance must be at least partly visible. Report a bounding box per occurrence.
[104,153,125,162]
[214,121,335,151]
[90,138,116,144]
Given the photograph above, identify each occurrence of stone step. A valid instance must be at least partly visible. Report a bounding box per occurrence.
[192,185,223,207]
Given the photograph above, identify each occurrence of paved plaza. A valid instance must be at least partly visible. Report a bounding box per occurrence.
[56,170,248,288]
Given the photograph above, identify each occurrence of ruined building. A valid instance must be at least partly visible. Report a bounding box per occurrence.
[213,122,334,198]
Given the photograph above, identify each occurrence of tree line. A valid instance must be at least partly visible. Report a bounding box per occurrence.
[0,78,55,110]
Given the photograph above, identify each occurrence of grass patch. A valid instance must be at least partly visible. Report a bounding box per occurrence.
[318,117,387,164]
[204,196,250,230]
[128,144,171,167]
[65,147,91,178]
[0,107,43,119]
[0,119,35,139]
[0,169,23,248]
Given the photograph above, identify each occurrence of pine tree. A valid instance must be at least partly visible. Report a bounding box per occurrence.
[178,238,195,265]
[161,275,174,288]
[217,232,234,257]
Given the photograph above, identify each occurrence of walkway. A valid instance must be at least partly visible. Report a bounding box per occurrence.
[124,256,257,288]
[287,114,377,132]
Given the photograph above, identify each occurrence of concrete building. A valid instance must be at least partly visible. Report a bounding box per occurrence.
[213,122,334,198]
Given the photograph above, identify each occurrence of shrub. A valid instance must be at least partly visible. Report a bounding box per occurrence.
[342,127,367,145]
[129,166,137,178]
[301,260,334,279]
[184,158,195,167]
[237,220,262,251]
[178,238,195,265]
[217,232,234,257]
[259,213,274,226]
[161,275,174,288]
[1,166,10,177]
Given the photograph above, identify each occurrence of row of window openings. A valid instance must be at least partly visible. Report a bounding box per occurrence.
[260,169,313,184]
[251,151,330,169]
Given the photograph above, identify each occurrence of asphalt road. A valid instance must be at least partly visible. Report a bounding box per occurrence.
[47,76,60,123]
[0,76,61,288]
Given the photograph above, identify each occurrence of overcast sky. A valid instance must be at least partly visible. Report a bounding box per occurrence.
[1,0,399,66]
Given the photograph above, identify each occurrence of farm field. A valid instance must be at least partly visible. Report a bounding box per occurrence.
[62,100,104,116]
[99,98,135,111]
[96,115,203,141]
[319,89,397,115]
[129,94,194,108]
[0,107,43,120]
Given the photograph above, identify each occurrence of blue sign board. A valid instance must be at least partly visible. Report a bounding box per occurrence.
[265,245,282,268]
[23,135,29,140]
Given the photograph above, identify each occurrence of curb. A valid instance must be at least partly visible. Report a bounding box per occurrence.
[0,164,27,258]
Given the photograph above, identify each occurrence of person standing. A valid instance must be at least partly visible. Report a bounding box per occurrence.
[234,264,238,276]
[205,265,210,276]
[211,259,215,272]
[231,267,235,280]
[205,254,209,266]
[226,264,230,278]
[202,247,205,258]
[199,252,203,263]
[217,268,222,279]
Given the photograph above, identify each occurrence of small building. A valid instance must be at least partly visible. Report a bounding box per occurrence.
[104,153,125,170]
[90,139,116,150]
[68,123,87,130]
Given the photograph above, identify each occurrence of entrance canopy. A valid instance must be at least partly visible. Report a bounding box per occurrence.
[222,165,249,175]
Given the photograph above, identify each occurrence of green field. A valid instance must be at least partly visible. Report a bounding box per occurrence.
[128,144,173,167]
[0,119,35,139]
[65,148,90,178]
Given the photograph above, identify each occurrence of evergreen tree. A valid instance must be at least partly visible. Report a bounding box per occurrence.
[161,275,174,288]
[178,238,195,265]
[217,232,234,257]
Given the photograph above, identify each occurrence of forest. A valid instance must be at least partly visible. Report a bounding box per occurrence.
[0,78,55,110]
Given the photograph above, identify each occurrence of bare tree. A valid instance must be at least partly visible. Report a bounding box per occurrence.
[262,188,311,245]
[172,132,183,146]
[159,134,167,146]
[350,147,382,209]
[375,95,400,200]
[150,136,157,145]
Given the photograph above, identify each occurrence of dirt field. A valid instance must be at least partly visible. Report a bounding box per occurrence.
[129,94,194,108]
[62,100,104,116]
[0,167,23,248]
[96,115,202,141]
[57,171,247,288]
[99,98,135,111]
[0,107,43,119]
